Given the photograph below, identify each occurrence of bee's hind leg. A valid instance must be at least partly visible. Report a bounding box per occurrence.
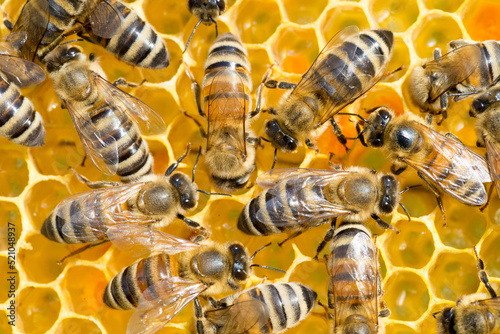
[474,246,498,298]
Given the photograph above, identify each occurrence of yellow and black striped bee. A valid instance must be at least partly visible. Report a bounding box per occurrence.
[196,282,317,334]
[238,167,402,257]
[41,145,207,247]
[261,26,393,152]
[13,0,169,68]
[408,39,500,120]
[103,226,281,334]
[186,32,256,192]
[185,0,226,52]
[470,85,500,200]
[435,247,500,334]
[44,44,165,182]
[327,220,389,334]
[358,107,491,223]
[0,31,45,147]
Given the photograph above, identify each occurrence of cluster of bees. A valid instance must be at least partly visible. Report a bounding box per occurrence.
[2,0,500,333]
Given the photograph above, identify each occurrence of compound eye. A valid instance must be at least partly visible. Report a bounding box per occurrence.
[233,267,247,281]
[442,308,454,321]
[285,136,297,151]
[64,47,80,60]
[379,108,391,121]
[217,0,225,11]
[486,311,496,329]
[266,119,279,132]
[472,98,488,114]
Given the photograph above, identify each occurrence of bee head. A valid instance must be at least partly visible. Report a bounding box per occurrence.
[265,119,298,152]
[189,0,225,23]
[378,174,399,214]
[229,243,250,283]
[365,107,392,147]
[169,173,198,210]
[436,307,456,334]
[44,45,84,73]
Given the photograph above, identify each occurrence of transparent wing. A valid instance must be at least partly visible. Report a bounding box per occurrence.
[0,54,46,88]
[473,296,500,308]
[0,31,27,54]
[255,168,354,227]
[424,44,482,100]
[332,231,378,328]
[256,168,351,188]
[127,278,207,334]
[89,0,123,39]
[205,296,270,334]
[107,224,200,259]
[206,68,247,156]
[485,138,500,198]
[65,98,119,175]
[92,72,166,136]
[12,0,50,61]
[403,122,490,206]
[57,182,152,241]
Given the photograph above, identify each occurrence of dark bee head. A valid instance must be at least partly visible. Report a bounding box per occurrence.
[265,119,298,152]
[188,0,225,23]
[470,87,500,116]
[342,314,374,334]
[44,45,84,73]
[436,307,456,334]
[378,174,399,214]
[229,243,250,282]
[169,173,198,210]
[365,107,393,147]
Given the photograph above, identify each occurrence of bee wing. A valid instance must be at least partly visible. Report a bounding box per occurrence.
[206,68,248,155]
[485,138,500,198]
[0,54,46,88]
[332,231,378,327]
[205,297,270,334]
[0,31,27,54]
[107,224,200,258]
[256,168,351,188]
[92,72,166,136]
[403,123,491,206]
[474,296,500,307]
[89,0,124,39]
[12,0,50,61]
[256,168,354,227]
[65,98,119,175]
[424,44,482,100]
[127,278,207,334]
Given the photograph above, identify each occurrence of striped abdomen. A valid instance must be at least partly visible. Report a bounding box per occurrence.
[87,104,153,182]
[104,254,176,310]
[329,222,378,331]
[84,1,169,69]
[460,41,500,90]
[237,176,329,236]
[0,78,45,146]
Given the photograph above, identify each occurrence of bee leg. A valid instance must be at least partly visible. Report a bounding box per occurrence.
[2,16,12,30]
[39,23,85,59]
[449,39,469,49]
[194,298,205,334]
[390,161,407,175]
[183,111,207,138]
[418,172,447,226]
[314,219,336,261]
[445,132,464,144]
[71,168,121,188]
[177,214,209,241]
[264,79,297,90]
[112,78,146,88]
[371,214,399,233]
[480,183,494,212]
[305,138,319,153]
[433,47,442,60]
[328,279,334,309]
[330,117,349,153]
[57,240,109,265]
[277,230,304,247]
[378,302,391,318]
[184,65,205,117]
[474,246,498,298]
[252,64,276,117]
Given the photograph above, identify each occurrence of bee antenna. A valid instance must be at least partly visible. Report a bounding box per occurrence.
[399,184,422,194]
[250,242,272,260]
[271,147,277,170]
[209,16,218,37]
[250,264,286,274]
[184,19,203,54]
[432,311,440,319]
[196,189,232,197]
[192,146,202,182]
[336,112,369,124]
[165,143,191,176]
[59,38,85,46]
[399,202,411,222]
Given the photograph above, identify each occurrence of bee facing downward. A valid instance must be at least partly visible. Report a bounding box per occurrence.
[261,26,393,152]
[43,44,166,182]
[185,0,226,52]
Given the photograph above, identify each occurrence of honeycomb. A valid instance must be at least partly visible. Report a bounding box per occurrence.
[1,0,500,333]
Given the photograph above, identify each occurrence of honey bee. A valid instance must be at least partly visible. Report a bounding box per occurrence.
[185,0,226,52]
[261,26,393,152]
[327,220,389,334]
[41,145,207,247]
[358,107,491,222]
[186,32,256,192]
[12,0,169,68]
[237,167,403,257]
[0,31,46,146]
[196,282,317,334]
[470,85,500,200]
[408,39,500,120]
[43,44,166,182]
[434,247,500,334]
[103,227,282,334]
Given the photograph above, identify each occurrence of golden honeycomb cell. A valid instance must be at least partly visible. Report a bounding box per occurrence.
[3,0,500,333]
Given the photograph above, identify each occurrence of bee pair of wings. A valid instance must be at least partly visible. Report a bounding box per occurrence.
[485,138,500,199]
[206,68,248,155]
[400,122,491,206]
[66,71,166,175]
[0,31,45,88]
[293,25,391,126]
[328,231,379,327]
[13,0,123,61]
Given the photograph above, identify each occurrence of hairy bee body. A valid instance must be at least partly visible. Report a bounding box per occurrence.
[199,282,317,334]
[0,76,45,146]
[41,172,198,244]
[328,221,383,334]
[202,32,255,191]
